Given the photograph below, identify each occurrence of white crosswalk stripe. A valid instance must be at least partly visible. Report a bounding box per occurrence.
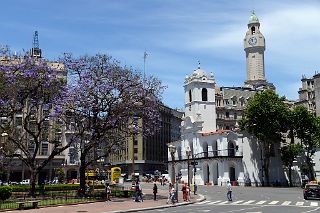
[310,202,318,206]
[281,201,291,205]
[243,200,256,204]
[196,200,211,205]
[217,201,229,204]
[195,200,319,207]
[207,200,222,205]
[232,200,244,204]
[256,200,267,205]
[268,201,279,205]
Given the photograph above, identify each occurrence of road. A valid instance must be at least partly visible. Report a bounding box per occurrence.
[139,184,320,213]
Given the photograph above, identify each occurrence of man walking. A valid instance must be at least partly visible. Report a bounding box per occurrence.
[153,183,158,200]
[227,181,232,201]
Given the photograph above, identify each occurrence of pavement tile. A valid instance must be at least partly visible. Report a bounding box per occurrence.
[8,189,202,213]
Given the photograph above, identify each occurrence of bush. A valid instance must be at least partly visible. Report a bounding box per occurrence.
[0,186,12,201]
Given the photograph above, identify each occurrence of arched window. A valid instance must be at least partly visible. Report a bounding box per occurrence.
[189,90,192,102]
[251,26,255,34]
[202,88,208,101]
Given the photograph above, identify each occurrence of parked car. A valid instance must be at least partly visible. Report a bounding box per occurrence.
[20,179,30,185]
[303,183,320,200]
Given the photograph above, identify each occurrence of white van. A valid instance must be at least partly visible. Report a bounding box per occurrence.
[20,179,30,185]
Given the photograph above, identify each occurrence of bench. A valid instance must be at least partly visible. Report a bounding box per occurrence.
[27,200,40,209]
[16,201,25,210]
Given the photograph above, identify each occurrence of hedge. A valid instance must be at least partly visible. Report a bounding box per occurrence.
[0,184,106,192]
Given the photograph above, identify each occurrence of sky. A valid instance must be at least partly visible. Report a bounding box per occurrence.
[1,0,320,109]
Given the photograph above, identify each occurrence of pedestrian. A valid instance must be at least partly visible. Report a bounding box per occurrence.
[135,181,143,202]
[182,183,187,201]
[227,181,232,201]
[134,181,140,202]
[186,184,190,201]
[153,183,158,200]
[170,188,176,204]
[105,183,111,201]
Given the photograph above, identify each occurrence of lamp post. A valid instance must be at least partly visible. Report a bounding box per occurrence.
[168,145,176,185]
[169,144,178,201]
[131,118,138,182]
[186,147,191,188]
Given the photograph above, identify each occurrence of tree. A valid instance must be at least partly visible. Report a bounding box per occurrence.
[280,143,302,187]
[0,50,72,196]
[240,90,289,186]
[61,53,164,192]
[291,106,320,180]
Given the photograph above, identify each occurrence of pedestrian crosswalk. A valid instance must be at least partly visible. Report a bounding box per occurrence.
[195,200,319,207]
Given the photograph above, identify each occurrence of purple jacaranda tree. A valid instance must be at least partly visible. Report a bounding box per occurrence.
[0,50,73,196]
[62,53,165,192]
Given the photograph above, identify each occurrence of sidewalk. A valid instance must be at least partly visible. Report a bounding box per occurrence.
[8,189,204,213]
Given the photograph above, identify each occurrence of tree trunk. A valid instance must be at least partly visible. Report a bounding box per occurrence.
[264,157,270,186]
[306,153,315,180]
[288,163,292,187]
[30,169,37,197]
[79,154,86,195]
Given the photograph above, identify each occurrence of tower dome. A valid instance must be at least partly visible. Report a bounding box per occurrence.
[248,11,259,24]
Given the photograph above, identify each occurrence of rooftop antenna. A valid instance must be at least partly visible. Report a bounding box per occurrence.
[143,50,148,82]
[30,31,42,58]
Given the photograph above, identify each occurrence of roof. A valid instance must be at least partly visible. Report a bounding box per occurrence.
[201,129,230,136]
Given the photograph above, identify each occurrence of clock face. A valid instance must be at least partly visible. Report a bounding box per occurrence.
[248,37,257,46]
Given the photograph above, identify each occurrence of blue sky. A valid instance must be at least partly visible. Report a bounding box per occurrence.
[1,0,320,109]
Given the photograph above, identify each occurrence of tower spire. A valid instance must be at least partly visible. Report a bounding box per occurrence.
[30,31,42,58]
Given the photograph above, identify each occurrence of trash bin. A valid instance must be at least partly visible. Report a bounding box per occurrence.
[123,190,129,198]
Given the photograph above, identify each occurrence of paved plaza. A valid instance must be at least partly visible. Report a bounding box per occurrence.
[8,187,202,213]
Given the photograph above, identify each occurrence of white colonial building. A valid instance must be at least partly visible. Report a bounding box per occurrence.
[167,11,287,187]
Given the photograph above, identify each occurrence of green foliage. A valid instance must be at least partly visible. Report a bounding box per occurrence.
[292,106,320,179]
[0,186,12,201]
[280,144,303,167]
[240,90,289,184]
[240,89,289,141]
[56,168,65,183]
[8,184,106,192]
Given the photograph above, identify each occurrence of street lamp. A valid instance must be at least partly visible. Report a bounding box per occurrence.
[131,117,138,182]
[186,146,191,188]
[168,144,177,202]
[168,144,176,185]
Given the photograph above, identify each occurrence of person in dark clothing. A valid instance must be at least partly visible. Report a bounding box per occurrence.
[153,183,158,200]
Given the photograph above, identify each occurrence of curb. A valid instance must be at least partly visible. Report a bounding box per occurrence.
[109,194,206,213]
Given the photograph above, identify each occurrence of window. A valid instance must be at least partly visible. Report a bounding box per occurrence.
[251,26,255,34]
[134,148,138,154]
[134,139,138,146]
[189,90,192,102]
[202,88,208,101]
[226,112,229,118]
[234,113,237,119]
[41,142,48,155]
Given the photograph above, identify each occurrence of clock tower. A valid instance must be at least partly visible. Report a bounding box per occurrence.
[244,11,268,89]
